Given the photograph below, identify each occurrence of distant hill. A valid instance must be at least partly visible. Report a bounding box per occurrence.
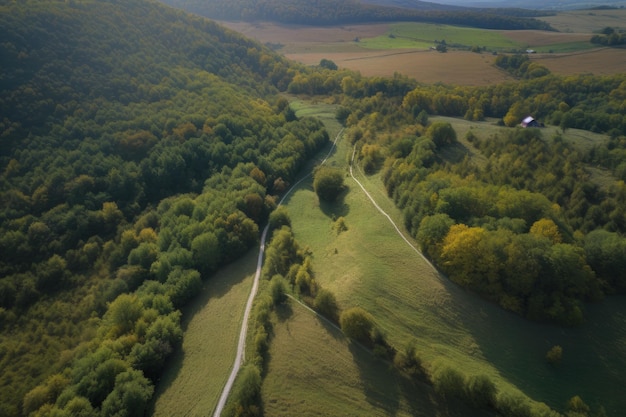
[420,0,626,10]
[160,0,555,30]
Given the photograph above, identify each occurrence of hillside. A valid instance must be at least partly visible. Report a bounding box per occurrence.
[160,0,555,29]
[0,1,329,416]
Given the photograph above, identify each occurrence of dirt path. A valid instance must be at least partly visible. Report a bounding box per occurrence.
[348,145,436,273]
[212,128,343,416]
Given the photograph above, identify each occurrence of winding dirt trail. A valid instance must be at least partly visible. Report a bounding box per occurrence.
[348,145,436,273]
[212,128,343,417]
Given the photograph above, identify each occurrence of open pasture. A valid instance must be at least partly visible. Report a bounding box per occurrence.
[361,22,522,50]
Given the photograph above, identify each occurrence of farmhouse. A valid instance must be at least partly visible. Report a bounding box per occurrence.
[521,116,540,128]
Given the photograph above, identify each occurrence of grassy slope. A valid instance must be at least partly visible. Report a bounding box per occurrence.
[275,103,626,415]
[150,249,257,416]
[263,300,494,417]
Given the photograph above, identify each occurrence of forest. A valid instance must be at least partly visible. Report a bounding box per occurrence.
[2,0,626,416]
[161,0,555,29]
[0,1,328,416]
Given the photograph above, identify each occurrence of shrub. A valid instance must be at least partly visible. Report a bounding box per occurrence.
[465,374,497,409]
[339,307,375,345]
[432,365,465,400]
[313,289,339,322]
[546,345,563,365]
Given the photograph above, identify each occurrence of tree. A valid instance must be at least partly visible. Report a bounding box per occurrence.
[340,307,375,344]
[106,294,143,336]
[191,232,220,274]
[100,369,153,417]
[268,206,291,231]
[314,289,339,322]
[530,218,562,244]
[426,122,457,148]
[319,58,338,70]
[546,345,563,365]
[416,213,454,261]
[269,275,287,304]
[313,167,345,202]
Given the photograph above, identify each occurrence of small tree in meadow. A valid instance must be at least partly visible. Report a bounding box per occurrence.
[546,345,563,365]
[313,167,345,202]
[339,307,375,345]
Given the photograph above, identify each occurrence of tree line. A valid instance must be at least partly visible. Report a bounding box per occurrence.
[162,0,554,30]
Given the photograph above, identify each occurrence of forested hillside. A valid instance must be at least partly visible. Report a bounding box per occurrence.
[161,0,554,30]
[0,1,329,416]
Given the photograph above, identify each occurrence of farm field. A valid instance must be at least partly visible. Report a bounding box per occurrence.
[268,102,626,415]
[219,18,626,85]
[538,8,626,33]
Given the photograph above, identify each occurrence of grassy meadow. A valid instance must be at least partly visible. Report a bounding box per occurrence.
[150,249,258,417]
[267,102,626,415]
[359,23,521,50]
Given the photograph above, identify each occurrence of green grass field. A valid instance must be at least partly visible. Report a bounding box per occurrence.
[359,23,521,51]
[271,102,626,415]
[357,22,597,53]
[150,249,257,417]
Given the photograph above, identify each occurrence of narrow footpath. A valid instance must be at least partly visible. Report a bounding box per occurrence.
[212,128,343,417]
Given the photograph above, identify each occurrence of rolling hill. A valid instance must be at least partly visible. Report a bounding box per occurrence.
[160,0,555,29]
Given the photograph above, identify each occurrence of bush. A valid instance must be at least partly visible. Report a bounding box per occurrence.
[394,340,425,379]
[465,374,497,409]
[432,365,465,400]
[314,289,339,322]
[339,307,375,345]
[545,345,563,365]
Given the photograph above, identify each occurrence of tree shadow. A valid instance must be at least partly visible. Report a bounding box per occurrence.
[346,341,497,417]
[347,342,402,415]
[274,301,293,323]
[318,185,351,219]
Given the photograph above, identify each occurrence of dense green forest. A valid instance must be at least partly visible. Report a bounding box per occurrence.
[161,0,554,30]
[0,1,329,416]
